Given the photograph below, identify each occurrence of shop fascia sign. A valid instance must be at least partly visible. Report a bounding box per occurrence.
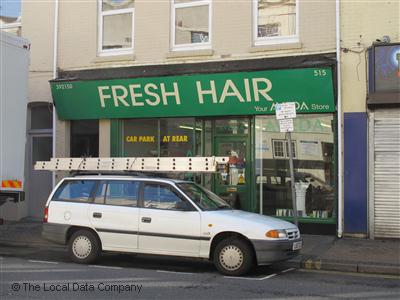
[50,67,335,120]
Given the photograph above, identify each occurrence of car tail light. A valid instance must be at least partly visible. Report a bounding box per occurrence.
[44,207,48,223]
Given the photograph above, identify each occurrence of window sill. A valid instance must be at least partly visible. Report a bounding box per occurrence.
[92,54,135,64]
[250,42,302,53]
[166,49,214,59]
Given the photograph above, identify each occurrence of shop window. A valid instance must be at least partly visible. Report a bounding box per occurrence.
[203,120,212,156]
[172,0,211,50]
[123,119,158,157]
[70,120,99,157]
[160,118,195,157]
[202,120,213,189]
[215,118,249,135]
[253,0,298,46]
[255,115,335,221]
[98,0,134,55]
[122,118,196,158]
[195,119,203,156]
[122,118,198,181]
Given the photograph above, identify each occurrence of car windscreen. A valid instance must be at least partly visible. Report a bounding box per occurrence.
[177,182,231,211]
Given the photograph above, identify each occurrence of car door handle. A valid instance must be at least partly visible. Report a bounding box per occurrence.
[141,217,152,223]
[93,212,102,218]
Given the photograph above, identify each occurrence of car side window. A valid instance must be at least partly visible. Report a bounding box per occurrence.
[143,183,188,210]
[52,180,96,202]
[95,181,139,207]
[94,181,107,204]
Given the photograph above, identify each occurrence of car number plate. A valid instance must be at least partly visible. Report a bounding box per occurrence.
[292,241,302,250]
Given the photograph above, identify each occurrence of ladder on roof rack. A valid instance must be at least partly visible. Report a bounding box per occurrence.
[34,157,229,173]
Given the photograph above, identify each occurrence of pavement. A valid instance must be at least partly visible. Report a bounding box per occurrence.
[0,218,399,276]
[283,233,400,276]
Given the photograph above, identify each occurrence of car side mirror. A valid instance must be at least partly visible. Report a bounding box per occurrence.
[175,201,192,211]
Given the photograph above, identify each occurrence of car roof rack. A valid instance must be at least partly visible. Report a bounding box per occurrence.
[69,171,146,177]
[34,157,229,173]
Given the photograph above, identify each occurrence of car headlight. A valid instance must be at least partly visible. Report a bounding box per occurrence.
[265,229,287,239]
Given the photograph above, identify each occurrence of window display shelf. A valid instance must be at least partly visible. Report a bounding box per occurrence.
[274,215,337,224]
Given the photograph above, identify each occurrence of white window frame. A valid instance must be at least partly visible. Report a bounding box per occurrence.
[98,0,134,56]
[253,0,299,46]
[272,139,297,159]
[171,0,212,51]
[273,140,286,159]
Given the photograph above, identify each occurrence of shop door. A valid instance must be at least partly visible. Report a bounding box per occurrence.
[214,137,250,210]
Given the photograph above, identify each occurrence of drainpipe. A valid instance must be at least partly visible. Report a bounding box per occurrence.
[336,0,343,238]
[52,0,59,187]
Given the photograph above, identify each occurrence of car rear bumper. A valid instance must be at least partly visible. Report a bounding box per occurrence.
[42,223,69,245]
[251,238,302,265]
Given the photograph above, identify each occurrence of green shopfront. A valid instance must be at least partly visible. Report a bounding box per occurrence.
[51,57,337,233]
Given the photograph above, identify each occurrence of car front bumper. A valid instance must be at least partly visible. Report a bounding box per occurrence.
[251,238,302,265]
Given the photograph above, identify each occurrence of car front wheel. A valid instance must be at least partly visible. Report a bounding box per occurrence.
[214,238,254,276]
[68,229,101,264]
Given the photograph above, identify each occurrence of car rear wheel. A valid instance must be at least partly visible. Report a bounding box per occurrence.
[68,230,101,264]
[214,238,254,276]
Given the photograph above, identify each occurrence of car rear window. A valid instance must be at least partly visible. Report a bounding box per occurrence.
[52,180,96,202]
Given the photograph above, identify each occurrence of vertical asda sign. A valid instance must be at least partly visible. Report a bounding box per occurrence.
[50,67,335,120]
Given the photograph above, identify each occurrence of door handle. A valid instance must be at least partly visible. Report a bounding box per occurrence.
[93,212,102,218]
[141,217,152,223]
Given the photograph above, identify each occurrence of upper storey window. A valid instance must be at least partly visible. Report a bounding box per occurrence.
[98,0,134,56]
[254,0,299,46]
[172,0,212,50]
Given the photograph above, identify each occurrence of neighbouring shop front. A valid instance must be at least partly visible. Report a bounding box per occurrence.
[51,56,338,233]
[367,43,400,239]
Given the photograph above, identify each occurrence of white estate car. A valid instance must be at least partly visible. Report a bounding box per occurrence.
[42,175,302,276]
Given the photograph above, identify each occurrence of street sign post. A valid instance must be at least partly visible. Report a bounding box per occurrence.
[286,131,298,226]
[275,102,298,226]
